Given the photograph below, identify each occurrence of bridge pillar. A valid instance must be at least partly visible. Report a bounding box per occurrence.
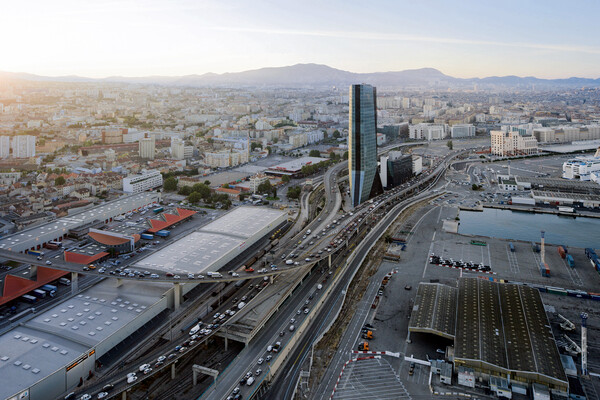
[121,392,127,400]
[224,334,228,351]
[71,272,78,294]
[269,275,274,284]
[171,363,176,380]
[173,283,181,310]
[328,254,332,268]
[114,278,123,288]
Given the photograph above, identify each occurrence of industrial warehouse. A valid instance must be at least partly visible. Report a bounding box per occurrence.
[409,277,569,396]
[0,206,287,400]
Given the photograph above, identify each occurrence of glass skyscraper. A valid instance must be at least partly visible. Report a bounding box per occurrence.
[349,84,381,207]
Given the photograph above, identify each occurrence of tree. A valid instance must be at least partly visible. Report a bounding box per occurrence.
[333,130,341,139]
[188,192,202,204]
[309,149,321,157]
[281,175,290,183]
[163,177,178,192]
[191,183,211,200]
[251,142,262,151]
[287,185,302,200]
[54,176,66,186]
[343,151,349,160]
[257,180,273,194]
[204,180,211,185]
[178,186,192,196]
[447,140,453,150]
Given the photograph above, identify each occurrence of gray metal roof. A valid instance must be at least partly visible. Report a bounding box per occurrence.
[132,206,286,275]
[0,279,170,400]
[0,192,160,252]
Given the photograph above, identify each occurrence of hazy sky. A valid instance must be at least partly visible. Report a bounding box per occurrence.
[2,0,599,79]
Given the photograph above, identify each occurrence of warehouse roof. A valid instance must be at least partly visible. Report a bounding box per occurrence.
[454,278,566,384]
[0,192,159,252]
[132,206,286,275]
[0,279,170,400]
[267,156,328,173]
[531,190,600,202]
[146,208,196,233]
[408,283,457,339]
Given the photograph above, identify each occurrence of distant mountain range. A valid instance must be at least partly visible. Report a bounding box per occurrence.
[2,63,599,88]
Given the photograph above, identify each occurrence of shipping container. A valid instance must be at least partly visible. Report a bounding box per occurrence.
[566,254,575,268]
[558,206,575,213]
[557,246,567,259]
[27,250,44,257]
[140,233,154,240]
[540,263,550,277]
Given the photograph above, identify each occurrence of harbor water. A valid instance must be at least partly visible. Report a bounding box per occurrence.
[457,208,600,249]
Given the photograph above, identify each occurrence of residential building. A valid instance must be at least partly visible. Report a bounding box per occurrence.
[123,170,163,193]
[349,84,381,207]
[451,124,476,138]
[204,150,248,168]
[412,155,423,175]
[0,136,9,158]
[249,174,269,193]
[409,123,448,140]
[12,135,36,158]
[171,138,185,160]
[490,130,538,156]
[139,137,155,160]
[101,129,124,144]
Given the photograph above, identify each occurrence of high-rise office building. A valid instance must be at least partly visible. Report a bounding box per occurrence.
[349,84,382,207]
[12,135,36,158]
[171,138,185,160]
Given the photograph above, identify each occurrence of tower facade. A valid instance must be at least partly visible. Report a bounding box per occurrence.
[349,84,380,207]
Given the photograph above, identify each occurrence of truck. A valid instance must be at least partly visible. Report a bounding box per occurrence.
[21,294,37,304]
[357,342,369,351]
[246,377,255,386]
[41,284,57,297]
[531,242,540,253]
[566,254,575,268]
[44,242,61,250]
[362,330,373,339]
[509,242,515,252]
[153,207,164,214]
[156,230,170,238]
[27,250,44,257]
[540,262,551,277]
[32,289,47,299]
[140,233,154,240]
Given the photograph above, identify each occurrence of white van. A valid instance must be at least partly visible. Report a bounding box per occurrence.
[246,376,255,386]
[189,324,201,336]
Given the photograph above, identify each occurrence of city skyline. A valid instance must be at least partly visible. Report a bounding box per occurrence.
[1,0,600,79]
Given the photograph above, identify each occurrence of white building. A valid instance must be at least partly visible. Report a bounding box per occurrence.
[184,146,194,159]
[490,130,538,156]
[204,150,248,168]
[409,123,448,140]
[12,135,36,158]
[412,155,423,175]
[306,130,324,144]
[123,170,163,193]
[289,133,308,148]
[171,138,185,160]
[249,174,270,193]
[139,137,155,160]
[451,124,476,138]
[562,156,600,180]
[0,136,10,158]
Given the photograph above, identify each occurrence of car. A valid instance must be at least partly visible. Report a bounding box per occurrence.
[174,345,182,352]
[166,272,174,277]
[404,285,412,290]
[265,355,272,362]
[213,313,221,319]
[143,367,153,374]
[409,362,415,375]
[267,345,273,352]
[255,368,262,376]
[304,308,309,314]
[436,348,445,355]
[139,363,151,372]
[257,357,264,365]
[79,395,92,400]
[296,309,301,315]
[233,387,240,394]
[46,260,53,265]
[279,331,285,337]
[101,384,114,392]
[188,273,195,279]
[232,272,240,277]
[290,318,296,324]
[154,361,164,368]
[179,346,187,353]
[168,353,177,360]
[239,377,247,384]
[305,258,311,262]
[150,273,159,279]
[36,256,43,260]
[127,372,137,378]
[127,375,138,383]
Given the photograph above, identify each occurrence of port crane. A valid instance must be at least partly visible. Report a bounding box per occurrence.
[558,314,576,332]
